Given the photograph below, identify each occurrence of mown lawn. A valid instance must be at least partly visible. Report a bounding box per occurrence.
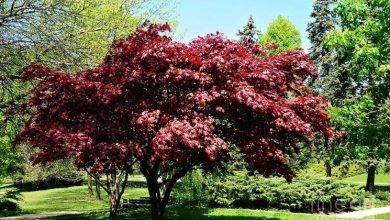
[342,174,390,186]
[373,213,390,219]
[0,185,148,214]
[19,185,148,213]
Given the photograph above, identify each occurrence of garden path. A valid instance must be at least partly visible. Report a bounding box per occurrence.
[0,211,82,220]
[333,206,390,219]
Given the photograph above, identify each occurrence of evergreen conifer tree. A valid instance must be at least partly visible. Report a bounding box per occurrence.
[237,15,260,43]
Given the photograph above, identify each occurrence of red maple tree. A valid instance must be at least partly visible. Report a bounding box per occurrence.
[16,22,335,220]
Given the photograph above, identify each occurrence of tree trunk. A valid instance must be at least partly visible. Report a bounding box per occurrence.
[365,149,377,192]
[108,173,122,220]
[87,175,94,195]
[140,162,189,220]
[84,166,130,220]
[150,197,164,220]
[95,176,101,200]
[324,137,332,177]
[325,160,332,177]
[107,171,129,220]
[109,192,119,220]
[365,163,376,192]
[146,173,164,220]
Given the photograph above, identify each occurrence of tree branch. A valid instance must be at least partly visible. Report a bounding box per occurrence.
[83,167,109,193]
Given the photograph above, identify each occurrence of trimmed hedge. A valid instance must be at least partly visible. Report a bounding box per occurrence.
[208,172,364,212]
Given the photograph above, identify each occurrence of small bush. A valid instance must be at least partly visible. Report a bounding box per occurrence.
[343,164,366,177]
[172,169,209,207]
[375,191,390,202]
[208,172,364,212]
[0,190,22,212]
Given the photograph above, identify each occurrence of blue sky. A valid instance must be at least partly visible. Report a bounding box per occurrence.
[175,0,315,50]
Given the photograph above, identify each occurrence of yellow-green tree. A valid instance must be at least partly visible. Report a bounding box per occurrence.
[260,15,302,55]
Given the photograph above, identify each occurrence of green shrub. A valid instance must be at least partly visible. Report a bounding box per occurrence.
[208,172,364,212]
[12,158,83,188]
[299,163,365,179]
[378,160,390,174]
[172,169,209,207]
[375,191,390,202]
[343,163,366,177]
[0,190,22,212]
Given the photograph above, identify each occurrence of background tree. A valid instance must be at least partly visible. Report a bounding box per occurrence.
[16,22,336,220]
[307,0,339,177]
[0,0,177,183]
[325,0,390,191]
[0,114,23,180]
[237,15,261,43]
[260,15,302,55]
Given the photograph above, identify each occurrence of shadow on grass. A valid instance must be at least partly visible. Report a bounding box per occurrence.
[375,185,390,192]
[42,208,281,220]
[0,210,35,218]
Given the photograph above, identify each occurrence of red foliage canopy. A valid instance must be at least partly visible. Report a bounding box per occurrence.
[16,22,335,179]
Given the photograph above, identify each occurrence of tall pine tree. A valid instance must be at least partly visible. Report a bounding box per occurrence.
[308,0,353,106]
[308,0,336,64]
[307,0,344,177]
[237,15,260,43]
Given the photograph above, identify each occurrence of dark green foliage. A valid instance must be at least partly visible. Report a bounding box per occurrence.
[11,156,84,189]
[307,0,348,178]
[307,0,336,62]
[307,0,337,88]
[0,190,22,212]
[209,172,364,212]
[308,0,354,106]
[375,191,390,202]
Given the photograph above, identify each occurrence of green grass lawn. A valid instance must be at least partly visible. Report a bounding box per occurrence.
[0,177,148,217]
[373,213,390,220]
[342,174,390,186]
[18,185,148,213]
[17,185,148,213]
[2,174,390,219]
[1,183,358,220]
